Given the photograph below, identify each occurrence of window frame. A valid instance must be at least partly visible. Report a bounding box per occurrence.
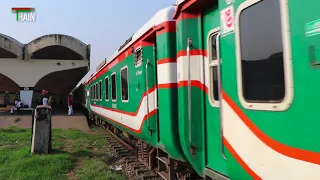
[92,85,94,100]
[99,80,102,101]
[94,83,97,101]
[90,86,93,100]
[111,72,117,102]
[92,84,94,100]
[105,76,109,101]
[207,28,221,107]
[235,0,293,111]
[134,46,143,68]
[86,89,90,98]
[97,82,100,100]
[120,66,129,102]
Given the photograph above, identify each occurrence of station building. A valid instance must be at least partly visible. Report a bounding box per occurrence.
[0,33,90,109]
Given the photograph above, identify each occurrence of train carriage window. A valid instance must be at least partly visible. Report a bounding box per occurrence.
[98,83,100,100]
[96,82,100,100]
[93,84,95,100]
[99,80,102,100]
[91,86,93,100]
[208,31,220,106]
[121,66,129,101]
[92,85,94,100]
[94,83,97,100]
[95,85,97,100]
[134,47,143,67]
[105,76,109,101]
[239,0,285,103]
[111,73,117,101]
[96,82,98,100]
[86,89,89,102]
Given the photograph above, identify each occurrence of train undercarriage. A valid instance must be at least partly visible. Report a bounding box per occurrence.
[87,112,203,180]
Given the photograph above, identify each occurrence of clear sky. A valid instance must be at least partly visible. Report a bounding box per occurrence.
[0,0,175,85]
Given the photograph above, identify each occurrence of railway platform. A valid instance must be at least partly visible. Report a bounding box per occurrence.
[0,33,90,110]
[0,109,89,131]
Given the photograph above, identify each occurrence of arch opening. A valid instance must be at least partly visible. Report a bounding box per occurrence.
[32,67,88,108]
[31,45,83,60]
[0,73,20,106]
[0,48,17,58]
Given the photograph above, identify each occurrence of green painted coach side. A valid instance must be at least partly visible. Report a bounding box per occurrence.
[202,5,229,176]
[85,30,186,163]
[156,32,176,60]
[87,45,159,147]
[176,16,206,176]
[156,31,186,161]
[81,1,320,179]
[218,0,250,178]
[220,0,320,179]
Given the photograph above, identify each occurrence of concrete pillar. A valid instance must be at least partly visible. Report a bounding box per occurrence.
[20,87,34,108]
[31,105,52,154]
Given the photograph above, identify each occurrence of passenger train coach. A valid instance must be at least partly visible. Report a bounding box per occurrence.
[74,0,320,179]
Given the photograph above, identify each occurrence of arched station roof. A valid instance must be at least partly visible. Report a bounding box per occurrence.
[0,33,23,58]
[0,33,91,60]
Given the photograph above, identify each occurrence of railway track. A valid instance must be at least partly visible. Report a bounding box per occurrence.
[88,115,201,180]
[103,126,161,180]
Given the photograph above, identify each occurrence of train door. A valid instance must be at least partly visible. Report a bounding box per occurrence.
[145,45,158,136]
[137,39,158,145]
[204,26,228,178]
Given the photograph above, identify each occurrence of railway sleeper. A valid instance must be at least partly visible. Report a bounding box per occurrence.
[126,159,137,165]
[113,147,127,152]
[122,151,135,157]
[132,165,147,171]
[111,146,123,150]
[117,150,129,156]
[141,175,160,180]
[123,156,136,161]
[136,169,153,176]
[129,162,145,168]
[100,121,200,180]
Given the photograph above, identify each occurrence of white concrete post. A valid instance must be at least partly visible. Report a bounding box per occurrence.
[31,105,52,154]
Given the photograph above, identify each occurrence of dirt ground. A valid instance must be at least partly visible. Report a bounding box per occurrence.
[0,111,89,131]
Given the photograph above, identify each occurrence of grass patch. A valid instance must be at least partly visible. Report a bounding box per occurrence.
[0,126,125,180]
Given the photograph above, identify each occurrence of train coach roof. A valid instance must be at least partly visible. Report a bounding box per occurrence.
[90,5,175,82]
[176,0,185,5]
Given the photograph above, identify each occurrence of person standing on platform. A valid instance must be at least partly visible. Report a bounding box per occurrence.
[41,90,49,106]
[68,94,73,116]
[16,99,22,115]
[42,95,48,106]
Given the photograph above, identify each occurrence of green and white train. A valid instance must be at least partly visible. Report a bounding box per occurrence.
[74,0,320,179]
